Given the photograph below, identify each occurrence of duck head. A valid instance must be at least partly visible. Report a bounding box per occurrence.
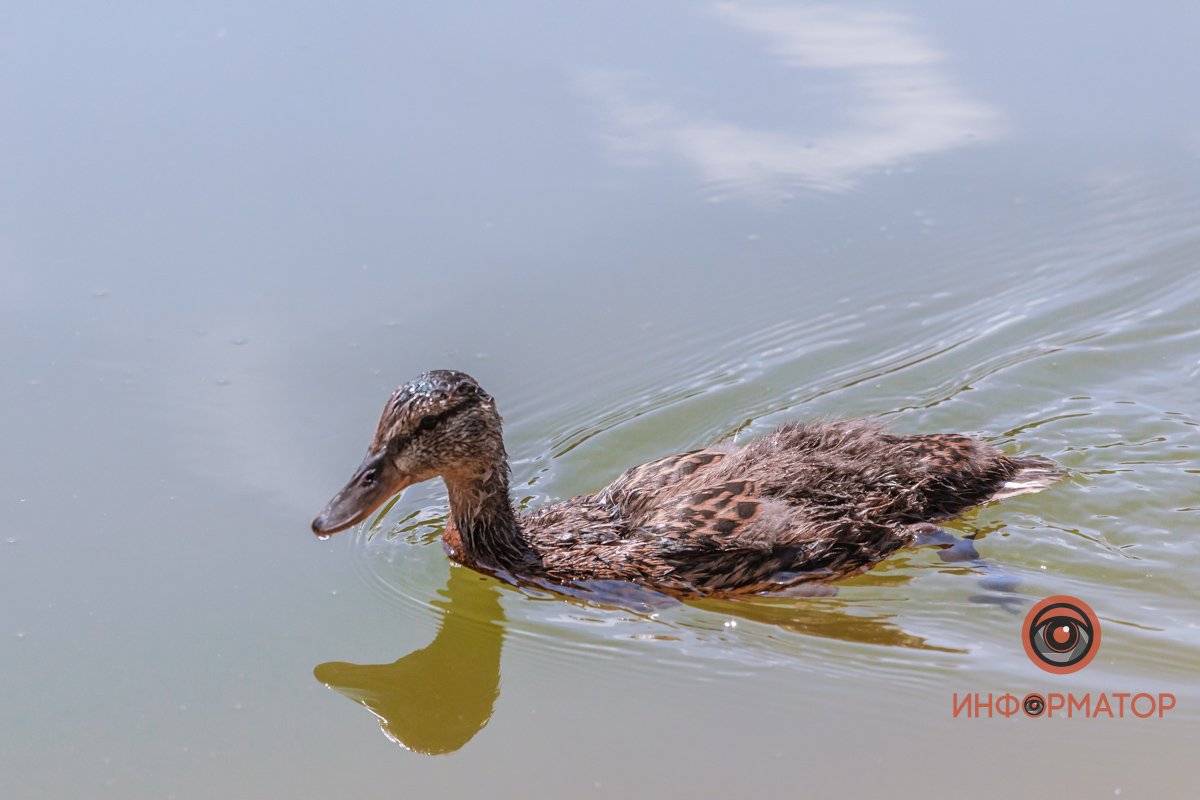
[311,370,503,537]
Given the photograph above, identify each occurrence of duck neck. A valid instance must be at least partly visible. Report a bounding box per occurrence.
[444,461,530,570]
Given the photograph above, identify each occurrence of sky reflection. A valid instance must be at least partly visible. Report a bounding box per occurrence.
[586,2,1003,195]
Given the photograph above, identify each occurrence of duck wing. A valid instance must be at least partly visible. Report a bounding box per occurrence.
[635,480,913,594]
[704,420,1061,524]
[597,447,731,514]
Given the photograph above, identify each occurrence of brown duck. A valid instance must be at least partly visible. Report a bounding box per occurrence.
[312,370,1063,597]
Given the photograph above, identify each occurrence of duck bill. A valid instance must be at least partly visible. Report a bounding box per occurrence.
[312,452,413,537]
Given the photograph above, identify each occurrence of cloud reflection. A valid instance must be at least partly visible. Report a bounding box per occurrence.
[585,3,1003,194]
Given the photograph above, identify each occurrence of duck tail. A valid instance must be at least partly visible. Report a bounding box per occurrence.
[991,456,1065,501]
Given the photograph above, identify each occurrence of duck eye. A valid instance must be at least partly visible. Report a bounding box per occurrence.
[418,416,439,432]
[361,468,379,485]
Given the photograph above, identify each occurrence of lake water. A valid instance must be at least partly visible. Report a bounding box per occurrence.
[3,2,1199,797]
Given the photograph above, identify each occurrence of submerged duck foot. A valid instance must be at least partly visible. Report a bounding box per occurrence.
[910,524,981,563]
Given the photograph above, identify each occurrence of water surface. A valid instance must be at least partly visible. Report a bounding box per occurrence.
[3,2,1199,797]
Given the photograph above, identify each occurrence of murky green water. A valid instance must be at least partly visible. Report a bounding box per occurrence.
[3,3,1199,797]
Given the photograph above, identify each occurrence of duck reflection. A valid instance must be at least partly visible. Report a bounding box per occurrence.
[695,593,962,653]
[558,574,962,652]
[313,566,503,755]
[314,536,995,752]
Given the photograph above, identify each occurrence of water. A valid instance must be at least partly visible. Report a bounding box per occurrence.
[3,2,1199,797]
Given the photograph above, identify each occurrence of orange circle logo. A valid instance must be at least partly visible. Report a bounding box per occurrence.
[1022,595,1100,674]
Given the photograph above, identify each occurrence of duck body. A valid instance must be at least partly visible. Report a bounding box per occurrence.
[313,371,1062,597]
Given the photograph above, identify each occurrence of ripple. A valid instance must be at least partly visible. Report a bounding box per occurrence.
[343,175,1200,692]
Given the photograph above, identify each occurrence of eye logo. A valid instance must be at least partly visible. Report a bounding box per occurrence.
[1022,596,1101,674]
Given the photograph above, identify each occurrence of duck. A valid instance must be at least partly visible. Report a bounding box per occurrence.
[312,370,1063,597]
